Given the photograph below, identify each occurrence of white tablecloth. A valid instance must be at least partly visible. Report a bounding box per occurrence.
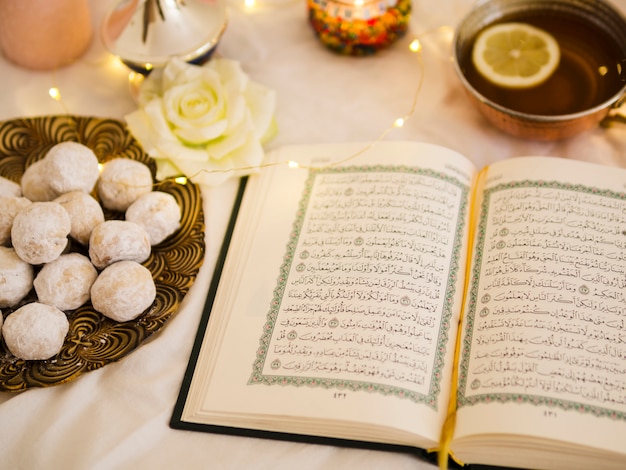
[1,1,626,469]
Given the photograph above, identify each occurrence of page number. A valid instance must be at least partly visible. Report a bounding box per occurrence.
[333,392,348,399]
[543,410,557,418]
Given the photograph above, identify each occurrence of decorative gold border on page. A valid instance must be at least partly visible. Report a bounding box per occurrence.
[249,165,469,408]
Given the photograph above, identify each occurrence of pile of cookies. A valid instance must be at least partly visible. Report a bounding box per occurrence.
[0,142,182,361]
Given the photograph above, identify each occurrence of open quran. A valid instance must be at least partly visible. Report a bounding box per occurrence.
[172,141,626,470]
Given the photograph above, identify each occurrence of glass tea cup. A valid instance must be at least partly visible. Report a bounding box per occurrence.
[452,0,626,140]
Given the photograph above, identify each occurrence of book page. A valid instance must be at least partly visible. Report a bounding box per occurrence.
[180,141,475,449]
[453,156,626,463]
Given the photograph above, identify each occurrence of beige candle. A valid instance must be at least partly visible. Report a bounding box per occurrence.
[0,0,93,70]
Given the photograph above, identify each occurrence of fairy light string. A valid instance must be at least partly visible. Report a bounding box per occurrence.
[46,3,453,188]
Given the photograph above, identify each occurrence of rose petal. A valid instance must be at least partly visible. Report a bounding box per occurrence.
[158,141,210,162]
[208,61,248,131]
[175,121,229,145]
[244,81,276,140]
[211,59,249,92]
[205,114,255,159]
[164,79,226,128]
[137,73,163,105]
[162,57,201,89]
[153,157,182,181]
[127,99,182,153]
[125,109,156,154]
[143,99,178,139]
[223,90,246,131]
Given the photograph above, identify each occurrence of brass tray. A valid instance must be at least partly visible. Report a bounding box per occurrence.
[0,115,205,392]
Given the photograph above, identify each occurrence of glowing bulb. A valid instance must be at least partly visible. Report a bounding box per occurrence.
[98,163,104,173]
[409,39,422,53]
[354,0,364,5]
[394,118,405,128]
[288,160,300,169]
[49,87,61,101]
[244,0,255,7]
[109,56,128,72]
[175,176,188,185]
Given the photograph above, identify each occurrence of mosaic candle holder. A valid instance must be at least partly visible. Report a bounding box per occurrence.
[307,0,411,55]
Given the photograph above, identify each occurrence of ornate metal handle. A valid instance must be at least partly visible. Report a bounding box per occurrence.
[600,95,626,128]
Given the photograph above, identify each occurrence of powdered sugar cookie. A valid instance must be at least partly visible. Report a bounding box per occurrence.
[34,253,98,311]
[88,220,151,269]
[0,196,31,246]
[97,158,153,211]
[91,261,156,322]
[11,201,71,265]
[0,175,21,197]
[20,159,56,202]
[126,191,181,245]
[0,246,34,308]
[45,141,100,196]
[2,302,69,360]
[54,191,105,246]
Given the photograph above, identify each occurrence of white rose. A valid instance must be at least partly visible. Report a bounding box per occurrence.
[125,58,276,186]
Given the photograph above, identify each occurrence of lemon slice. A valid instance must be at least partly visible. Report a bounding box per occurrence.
[472,22,560,89]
